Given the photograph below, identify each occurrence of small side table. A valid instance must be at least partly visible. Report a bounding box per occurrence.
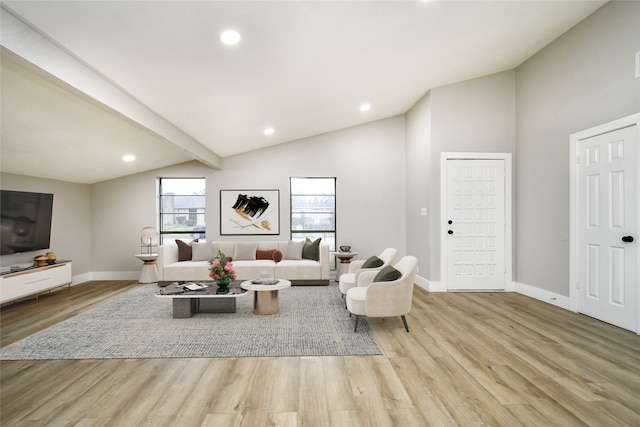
[331,251,359,282]
[241,280,291,315]
[134,253,158,284]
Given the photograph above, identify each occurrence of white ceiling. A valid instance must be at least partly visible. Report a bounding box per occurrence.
[0,0,607,184]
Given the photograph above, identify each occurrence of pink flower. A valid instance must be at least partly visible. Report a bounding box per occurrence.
[208,251,236,281]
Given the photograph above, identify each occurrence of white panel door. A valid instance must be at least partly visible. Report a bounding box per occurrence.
[578,125,637,330]
[446,160,506,290]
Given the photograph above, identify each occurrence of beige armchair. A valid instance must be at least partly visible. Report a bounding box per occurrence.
[346,255,418,332]
[338,248,397,297]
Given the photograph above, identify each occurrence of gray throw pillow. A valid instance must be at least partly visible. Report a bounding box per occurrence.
[285,240,305,260]
[191,242,214,261]
[302,238,321,261]
[374,265,402,282]
[362,255,383,268]
[234,243,258,260]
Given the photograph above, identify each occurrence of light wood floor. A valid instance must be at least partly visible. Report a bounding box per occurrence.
[1,281,639,426]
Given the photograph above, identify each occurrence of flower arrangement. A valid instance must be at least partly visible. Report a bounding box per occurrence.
[208,251,236,282]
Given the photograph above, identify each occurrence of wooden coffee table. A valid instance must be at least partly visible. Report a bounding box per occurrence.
[155,280,248,318]
[240,279,291,315]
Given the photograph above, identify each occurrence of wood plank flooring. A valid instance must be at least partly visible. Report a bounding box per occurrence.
[1,281,639,426]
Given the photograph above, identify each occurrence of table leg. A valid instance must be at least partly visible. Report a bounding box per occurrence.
[139,260,158,284]
[335,258,351,282]
[253,290,280,315]
[172,298,195,318]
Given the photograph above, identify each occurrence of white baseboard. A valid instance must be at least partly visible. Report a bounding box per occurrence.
[89,271,140,281]
[415,275,446,292]
[71,272,92,286]
[513,281,571,311]
[416,276,571,311]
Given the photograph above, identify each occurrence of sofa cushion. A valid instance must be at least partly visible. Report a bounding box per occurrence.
[233,260,276,280]
[176,239,197,261]
[163,261,210,281]
[302,238,321,261]
[191,242,214,261]
[374,265,402,282]
[275,260,321,280]
[285,240,305,260]
[362,255,384,268]
[272,250,283,263]
[234,243,258,260]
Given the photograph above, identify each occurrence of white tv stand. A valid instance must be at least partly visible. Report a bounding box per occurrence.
[0,261,72,304]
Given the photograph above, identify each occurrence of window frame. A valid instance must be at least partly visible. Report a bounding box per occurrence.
[290,177,337,268]
[158,177,206,245]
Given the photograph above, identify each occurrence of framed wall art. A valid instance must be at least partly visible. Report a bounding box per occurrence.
[220,189,280,235]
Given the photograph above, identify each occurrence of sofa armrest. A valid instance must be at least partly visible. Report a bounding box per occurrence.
[319,243,330,280]
[157,244,178,281]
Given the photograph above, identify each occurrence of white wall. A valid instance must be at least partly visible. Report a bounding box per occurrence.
[405,71,516,284]
[0,173,91,281]
[405,92,432,278]
[222,116,407,253]
[515,1,640,296]
[90,116,407,276]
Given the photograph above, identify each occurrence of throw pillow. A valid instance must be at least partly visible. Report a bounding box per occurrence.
[285,240,305,260]
[256,249,277,260]
[362,255,384,268]
[374,265,402,282]
[272,250,283,263]
[302,237,321,261]
[191,242,214,261]
[175,239,197,262]
[234,243,258,261]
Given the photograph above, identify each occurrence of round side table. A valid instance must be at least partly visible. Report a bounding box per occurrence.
[331,251,359,282]
[134,253,158,284]
[241,279,291,314]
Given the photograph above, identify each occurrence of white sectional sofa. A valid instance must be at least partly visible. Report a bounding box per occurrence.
[157,240,330,285]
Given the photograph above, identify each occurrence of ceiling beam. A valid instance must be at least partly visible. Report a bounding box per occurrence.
[0,5,221,170]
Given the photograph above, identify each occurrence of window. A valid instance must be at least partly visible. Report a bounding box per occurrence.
[290,177,336,267]
[158,178,206,244]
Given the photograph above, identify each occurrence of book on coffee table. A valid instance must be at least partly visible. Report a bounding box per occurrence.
[251,279,279,285]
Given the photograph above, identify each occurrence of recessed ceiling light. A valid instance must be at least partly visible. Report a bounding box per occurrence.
[360,103,371,112]
[220,30,241,46]
[122,154,136,162]
[264,127,275,135]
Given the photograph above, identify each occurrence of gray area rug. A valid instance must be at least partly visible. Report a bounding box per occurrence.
[0,283,381,360]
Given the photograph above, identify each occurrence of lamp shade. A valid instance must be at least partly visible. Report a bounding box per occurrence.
[141,227,158,247]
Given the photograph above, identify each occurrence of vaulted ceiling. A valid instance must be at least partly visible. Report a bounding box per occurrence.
[0,1,607,184]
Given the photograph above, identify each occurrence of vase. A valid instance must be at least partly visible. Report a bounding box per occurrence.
[215,278,231,294]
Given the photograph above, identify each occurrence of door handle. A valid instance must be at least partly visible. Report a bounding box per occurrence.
[448,230,453,235]
[622,236,634,243]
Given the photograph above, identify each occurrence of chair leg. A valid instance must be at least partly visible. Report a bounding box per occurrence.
[401,315,409,332]
[354,315,359,332]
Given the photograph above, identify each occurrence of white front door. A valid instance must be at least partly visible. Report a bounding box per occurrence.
[577,125,637,331]
[445,159,506,290]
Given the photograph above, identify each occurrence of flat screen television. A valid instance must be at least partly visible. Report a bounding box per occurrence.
[0,190,54,256]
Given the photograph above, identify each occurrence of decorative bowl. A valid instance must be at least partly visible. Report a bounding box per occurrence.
[34,255,48,267]
[339,245,351,252]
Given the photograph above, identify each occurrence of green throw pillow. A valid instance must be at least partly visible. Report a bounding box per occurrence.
[374,265,402,282]
[362,255,383,269]
[302,237,321,261]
